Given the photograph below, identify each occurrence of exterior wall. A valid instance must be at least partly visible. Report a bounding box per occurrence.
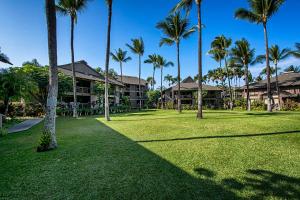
[123,84,148,108]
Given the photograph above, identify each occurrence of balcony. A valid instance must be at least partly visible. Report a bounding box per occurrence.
[175,94,193,99]
[76,86,90,94]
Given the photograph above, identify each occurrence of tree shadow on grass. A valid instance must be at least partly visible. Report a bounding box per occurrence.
[222,169,300,199]
[1,117,239,199]
[136,130,300,143]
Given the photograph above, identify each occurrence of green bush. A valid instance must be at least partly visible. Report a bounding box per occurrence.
[0,128,8,137]
[282,99,300,111]
[251,100,266,111]
[165,101,174,110]
[37,130,51,152]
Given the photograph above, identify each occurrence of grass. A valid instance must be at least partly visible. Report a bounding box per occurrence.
[0,110,300,199]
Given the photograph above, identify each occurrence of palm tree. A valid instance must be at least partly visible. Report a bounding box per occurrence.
[144,54,158,90]
[210,35,233,109]
[235,0,285,112]
[156,13,195,113]
[164,74,173,87]
[260,66,276,77]
[290,43,300,58]
[0,48,13,65]
[172,0,203,118]
[126,38,145,110]
[255,45,290,109]
[230,38,255,111]
[56,0,89,118]
[284,65,300,73]
[42,0,58,150]
[146,77,155,89]
[156,55,174,109]
[208,48,224,68]
[110,48,131,84]
[103,0,113,121]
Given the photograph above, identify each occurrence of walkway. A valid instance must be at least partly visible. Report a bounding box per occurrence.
[8,118,43,133]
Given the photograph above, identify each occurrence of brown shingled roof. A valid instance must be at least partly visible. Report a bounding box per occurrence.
[246,72,300,89]
[58,60,124,87]
[167,76,222,91]
[116,75,147,86]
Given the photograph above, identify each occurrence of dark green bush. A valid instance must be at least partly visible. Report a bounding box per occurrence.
[37,130,51,152]
[0,128,8,137]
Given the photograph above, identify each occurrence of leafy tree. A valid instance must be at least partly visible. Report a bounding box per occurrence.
[126,38,145,110]
[230,38,255,111]
[0,48,13,65]
[156,12,195,113]
[145,90,160,108]
[0,68,25,116]
[22,59,42,67]
[110,48,131,83]
[172,0,204,118]
[144,54,158,90]
[235,0,286,112]
[255,45,290,108]
[56,0,90,117]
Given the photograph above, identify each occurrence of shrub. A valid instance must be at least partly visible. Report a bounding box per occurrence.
[251,100,266,111]
[165,101,174,110]
[0,128,8,137]
[282,99,300,111]
[37,130,51,152]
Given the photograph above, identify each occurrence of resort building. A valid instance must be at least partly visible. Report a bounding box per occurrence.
[58,60,149,108]
[241,71,300,105]
[163,76,223,108]
[58,60,123,105]
[116,75,148,108]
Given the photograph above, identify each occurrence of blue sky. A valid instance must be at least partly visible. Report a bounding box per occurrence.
[0,0,299,87]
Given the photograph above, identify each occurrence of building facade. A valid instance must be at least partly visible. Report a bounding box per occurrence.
[116,75,148,108]
[163,77,223,108]
[241,72,300,106]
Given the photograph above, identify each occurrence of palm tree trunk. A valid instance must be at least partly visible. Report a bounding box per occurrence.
[120,61,123,83]
[263,22,272,112]
[161,66,163,109]
[176,42,181,113]
[43,0,58,150]
[152,66,155,90]
[275,63,281,110]
[224,58,233,110]
[197,2,203,119]
[138,55,142,110]
[104,1,112,121]
[4,98,9,117]
[245,64,251,111]
[70,17,77,118]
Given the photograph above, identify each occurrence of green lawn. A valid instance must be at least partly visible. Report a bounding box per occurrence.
[1,110,300,199]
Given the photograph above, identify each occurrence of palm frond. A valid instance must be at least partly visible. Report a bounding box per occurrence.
[235,8,261,23]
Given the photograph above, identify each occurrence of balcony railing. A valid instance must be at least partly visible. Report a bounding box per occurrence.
[76,86,90,94]
[175,95,192,99]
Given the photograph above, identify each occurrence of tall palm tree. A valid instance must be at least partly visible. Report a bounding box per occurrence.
[103,0,113,121]
[235,0,285,112]
[110,48,131,84]
[56,0,89,118]
[0,48,13,65]
[255,45,290,109]
[156,13,195,113]
[230,39,255,111]
[208,48,224,68]
[42,0,58,150]
[126,38,145,110]
[290,43,300,58]
[211,35,233,109]
[156,55,174,109]
[164,74,174,87]
[172,0,203,118]
[144,54,158,90]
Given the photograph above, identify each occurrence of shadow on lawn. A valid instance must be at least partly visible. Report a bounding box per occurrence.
[86,119,239,199]
[136,130,300,143]
[222,169,300,199]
